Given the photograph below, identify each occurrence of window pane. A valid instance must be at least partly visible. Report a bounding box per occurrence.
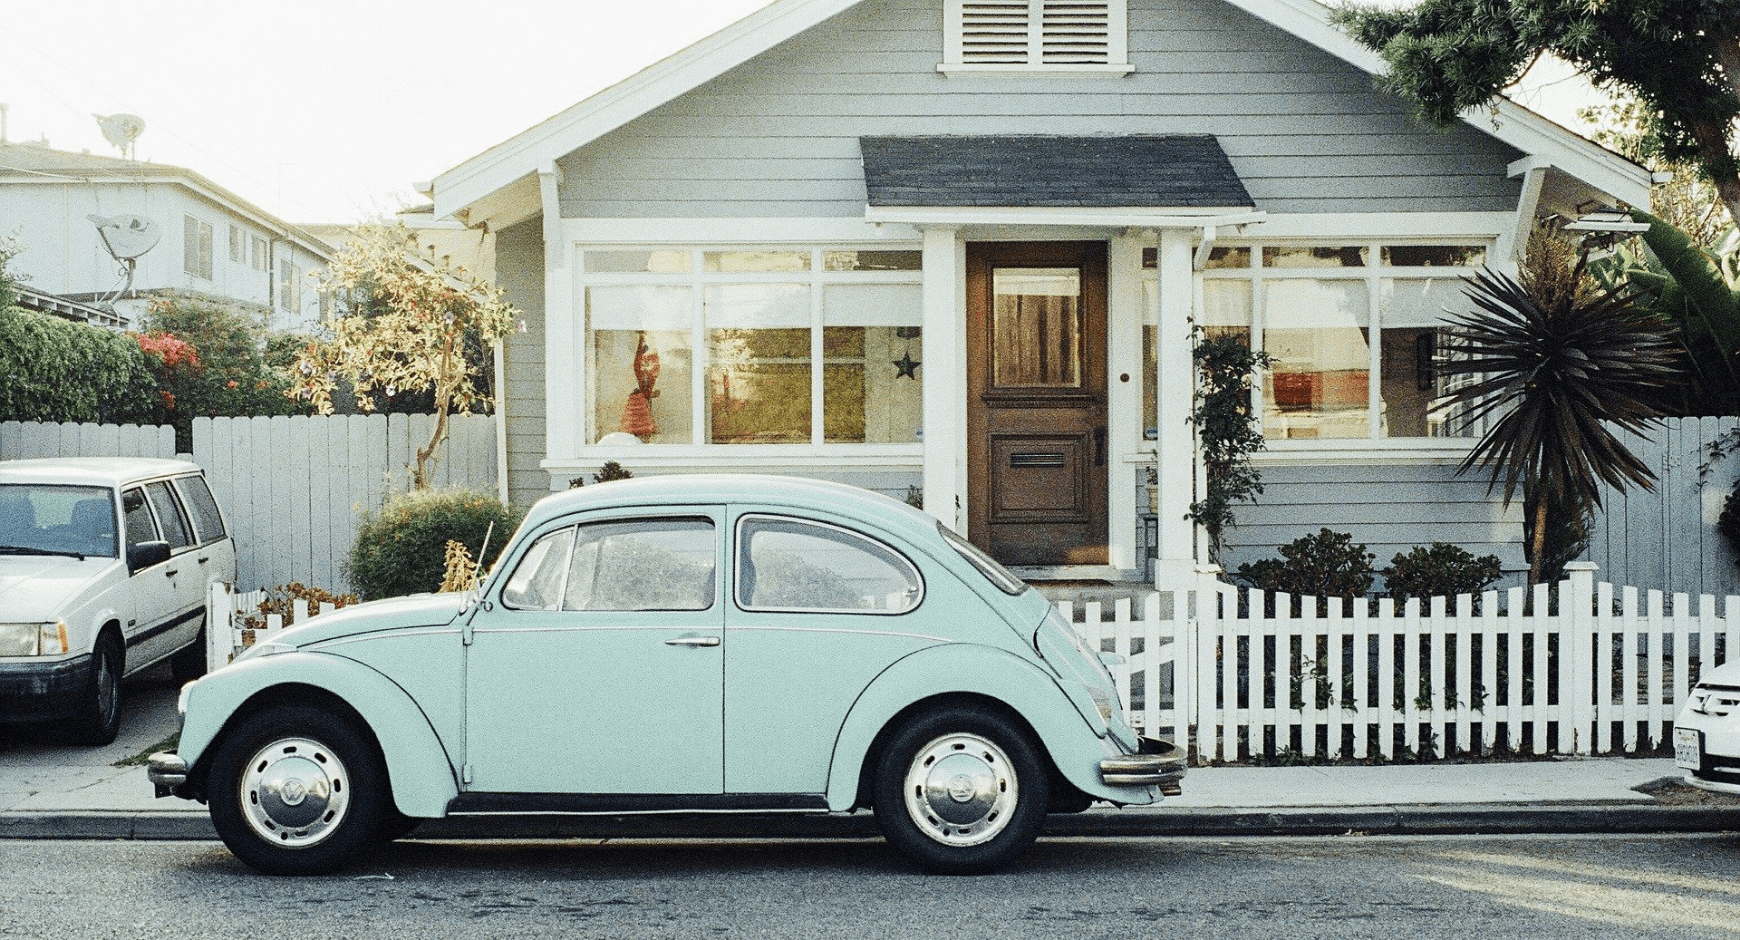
[584,250,692,273]
[594,330,693,444]
[704,250,810,272]
[823,250,921,271]
[1263,246,1367,268]
[738,517,922,613]
[0,485,116,558]
[501,527,575,610]
[708,329,810,443]
[705,283,809,328]
[993,267,1081,388]
[822,284,922,327]
[1382,245,1486,267]
[122,488,159,547]
[144,482,193,549]
[824,326,922,443]
[1263,280,1370,439]
[1383,278,1473,328]
[563,518,715,611]
[1378,327,1446,437]
[175,476,225,543]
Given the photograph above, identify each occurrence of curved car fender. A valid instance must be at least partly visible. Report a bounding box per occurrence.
[825,643,1148,811]
[178,651,458,817]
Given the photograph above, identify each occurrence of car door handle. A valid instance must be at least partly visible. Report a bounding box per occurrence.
[664,636,721,647]
[165,569,178,577]
[197,556,209,564]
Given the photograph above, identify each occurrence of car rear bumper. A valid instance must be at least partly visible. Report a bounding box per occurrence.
[1100,736,1186,796]
[0,654,93,723]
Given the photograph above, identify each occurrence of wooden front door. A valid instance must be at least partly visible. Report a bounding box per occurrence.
[966,242,1108,568]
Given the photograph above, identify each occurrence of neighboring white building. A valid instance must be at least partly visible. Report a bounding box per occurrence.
[0,141,334,332]
[431,0,1652,584]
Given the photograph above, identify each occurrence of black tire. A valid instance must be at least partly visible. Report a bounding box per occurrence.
[872,705,1049,875]
[65,633,123,746]
[207,705,388,875]
[170,622,207,684]
[378,807,422,843]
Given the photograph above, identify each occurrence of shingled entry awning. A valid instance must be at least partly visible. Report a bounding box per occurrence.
[859,135,1253,209]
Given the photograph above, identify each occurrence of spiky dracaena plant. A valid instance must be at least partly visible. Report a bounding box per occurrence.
[1438,240,1682,586]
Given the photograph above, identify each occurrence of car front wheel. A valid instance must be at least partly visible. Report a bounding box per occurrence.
[873,705,1049,874]
[65,633,122,746]
[207,705,387,875]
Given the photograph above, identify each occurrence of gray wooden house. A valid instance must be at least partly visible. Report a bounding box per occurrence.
[430,0,1650,585]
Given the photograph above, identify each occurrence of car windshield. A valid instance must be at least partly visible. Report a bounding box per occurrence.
[0,484,118,559]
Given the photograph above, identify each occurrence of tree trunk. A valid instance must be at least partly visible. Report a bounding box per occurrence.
[1528,495,1549,587]
[1707,31,1740,231]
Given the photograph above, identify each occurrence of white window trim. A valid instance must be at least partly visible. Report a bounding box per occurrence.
[940,0,1132,75]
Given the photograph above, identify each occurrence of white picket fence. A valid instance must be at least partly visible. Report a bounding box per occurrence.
[205,562,1735,763]
[205,582,345,671]
[0,421,176,460]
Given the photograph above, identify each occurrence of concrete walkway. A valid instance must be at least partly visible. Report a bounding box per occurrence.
[2,664,1735,841]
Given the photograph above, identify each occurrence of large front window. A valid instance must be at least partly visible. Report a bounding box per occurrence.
[1143,242,1487,441]
[584,247,923,447]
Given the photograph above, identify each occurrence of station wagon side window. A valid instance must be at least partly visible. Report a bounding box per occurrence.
[144,481,194,550]
[736,516,922,614]
[174,475,226,544]
[121,487,160,548]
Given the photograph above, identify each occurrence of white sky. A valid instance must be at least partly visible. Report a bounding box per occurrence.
[0,1,1605,226]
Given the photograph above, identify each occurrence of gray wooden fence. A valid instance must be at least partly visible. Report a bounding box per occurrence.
[0,421,176,460]
[192,414,498,592]
[1587,416,1740,599]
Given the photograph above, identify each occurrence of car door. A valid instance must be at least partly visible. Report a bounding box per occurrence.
[141,480,205,646]
[463,509,725,795]
[119,485,180,667]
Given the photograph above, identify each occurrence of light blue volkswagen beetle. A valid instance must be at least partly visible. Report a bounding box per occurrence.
[149,475,1182,874]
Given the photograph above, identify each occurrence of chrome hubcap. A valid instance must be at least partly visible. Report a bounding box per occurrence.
[903,733,1018,847]
[239,737,349,849]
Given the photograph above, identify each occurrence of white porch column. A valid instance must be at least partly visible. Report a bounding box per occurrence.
[1105,234,1144,573]
[1153,227,1198,587]
[539,162,581,468]
[920,226,966,533]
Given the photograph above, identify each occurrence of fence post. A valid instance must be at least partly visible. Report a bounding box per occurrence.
[205,581,232,674]
[1565,562,1597,754]
[1192,565,1222,764]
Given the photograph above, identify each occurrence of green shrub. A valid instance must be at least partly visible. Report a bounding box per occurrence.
[1383,543,1504,609]
[0,307,157,424]
[1237,528,1376,602]
[347,489,521,601]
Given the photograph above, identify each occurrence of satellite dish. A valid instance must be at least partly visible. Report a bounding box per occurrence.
[93,113,145,158]
[88,214,160,260]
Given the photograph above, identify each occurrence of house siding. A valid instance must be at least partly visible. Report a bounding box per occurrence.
[557,0,1522,218]
[494,217,549,509]
[1218,462,1527,578]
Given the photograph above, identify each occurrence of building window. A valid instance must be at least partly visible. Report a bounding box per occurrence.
[252,235,269,272]
[1142,242,1489,441]
[183,215,214,280]
[582,247,924,447]
[942,0,1129,72]
[228,224,245,263]
[278,259,301,313]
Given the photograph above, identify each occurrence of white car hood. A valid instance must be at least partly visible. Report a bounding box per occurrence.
[0,555,117,621]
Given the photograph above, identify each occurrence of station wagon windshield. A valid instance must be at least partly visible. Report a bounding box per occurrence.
[0,485,118,559]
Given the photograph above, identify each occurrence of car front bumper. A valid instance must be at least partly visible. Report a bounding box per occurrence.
[0,654,93,723]
[1100,736,1186,796]
[147,751,193,800]
[1675,695,1740,794]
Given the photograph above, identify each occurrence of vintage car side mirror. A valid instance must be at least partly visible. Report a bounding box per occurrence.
[128,540,171,573]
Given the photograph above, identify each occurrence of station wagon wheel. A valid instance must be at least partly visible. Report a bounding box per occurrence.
[208,705,387,876]
[873,705,1049,875]
[65,632,122,746]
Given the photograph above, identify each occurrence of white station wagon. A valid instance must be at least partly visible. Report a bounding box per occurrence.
[0,457,234,744]
[150,475,1182,874]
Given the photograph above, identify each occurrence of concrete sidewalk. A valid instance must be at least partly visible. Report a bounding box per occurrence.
[2,664,1736,841]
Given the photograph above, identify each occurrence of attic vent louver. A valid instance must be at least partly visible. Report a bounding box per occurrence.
[946,0,1128,71]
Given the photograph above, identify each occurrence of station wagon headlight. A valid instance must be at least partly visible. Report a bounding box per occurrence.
[0,621,67,656]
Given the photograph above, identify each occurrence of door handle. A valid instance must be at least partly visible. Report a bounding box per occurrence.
[665,636,721,647]
[1094,427,1107,467]
[197,556,210,565]
[165,569,179,578]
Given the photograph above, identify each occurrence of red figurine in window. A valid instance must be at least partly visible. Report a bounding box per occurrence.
[620,332,660,440]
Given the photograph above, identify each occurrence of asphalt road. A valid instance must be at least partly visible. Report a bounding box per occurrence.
[3,833,1736,940]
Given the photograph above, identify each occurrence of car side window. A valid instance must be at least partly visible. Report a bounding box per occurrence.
[121,487,159,548]
[145,481,194,550]
[501,527,575,611]
[736,516,922,614]
[174,475,226,544]
[562,518,715,612]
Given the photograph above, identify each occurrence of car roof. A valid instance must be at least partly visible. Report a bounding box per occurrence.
[523,474,941,542]
[0,457,204,488]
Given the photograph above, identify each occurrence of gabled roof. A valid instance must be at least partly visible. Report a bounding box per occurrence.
[0,142,335,259]
[432,0,1651,222]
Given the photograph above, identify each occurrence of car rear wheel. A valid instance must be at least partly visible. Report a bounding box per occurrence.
[873,705,1049,874]
[65,633,122,746]
[208,705,387,875]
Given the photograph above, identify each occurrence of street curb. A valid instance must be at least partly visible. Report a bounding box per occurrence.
[2,804,1735,842]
